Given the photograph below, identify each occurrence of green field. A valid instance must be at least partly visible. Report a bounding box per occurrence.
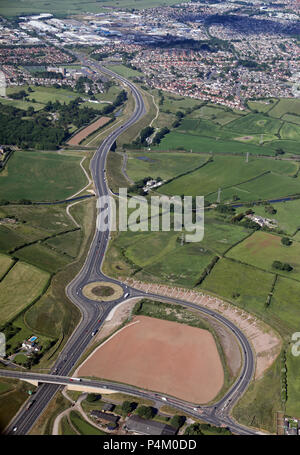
[104,228,215,287]
[280,122,300,141]
[232,354,282,433]
[0,378,35,433]
[44,229,82,258]
[177,118,235,140]
[0,261,49,325]
[190,104,241,125]
[266,140,300,155]
[285,348,300,418]
[0,204,76,254]
[162,93,203,113]
[0,253,14,279]
[227,231,300,281]
[269,277,300,336]
[7,85,79,106]
[199,212,251,254]
[14,243,71,274]
[0,0,184,17]
[104,207,251,287]
[282,114,300,126]
[126,150,208,182]
[227,113,282,135]
[0,151,87,202]
[247,99,277,114]
[157,154,297,200]
[153,131,276,156]
[206,171,300,204]
[106,64,143,79]
[69,411,106,435]
[268,98,300,119]
[0,96,44,111]
[201,258,274,314]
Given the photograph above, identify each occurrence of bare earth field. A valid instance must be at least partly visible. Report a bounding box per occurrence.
[78,315,224,403]
[124,279,282,380]
[67,117,111,146]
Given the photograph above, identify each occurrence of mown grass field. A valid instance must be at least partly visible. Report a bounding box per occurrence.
[7,85,79,106]
[226,231,300,281]
[106,64,143,79]
[0,97,44,111]
[0,260,49,325]
[5,85,119,113]
[0,151,87,202]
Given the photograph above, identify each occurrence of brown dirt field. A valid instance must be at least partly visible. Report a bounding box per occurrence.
[67,117,111,146]
[124,279,282,380]
[78,315,224,403]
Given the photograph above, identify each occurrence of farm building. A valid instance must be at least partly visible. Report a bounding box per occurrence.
[124,415,177,436]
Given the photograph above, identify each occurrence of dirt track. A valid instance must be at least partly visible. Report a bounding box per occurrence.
[67,117,111,146]
[78,315,224,403]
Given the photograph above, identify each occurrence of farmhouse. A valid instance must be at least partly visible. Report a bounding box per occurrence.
[245,214,277,229]
[124,415,177,436]
[22,336,41,353]
[101,403,115,412]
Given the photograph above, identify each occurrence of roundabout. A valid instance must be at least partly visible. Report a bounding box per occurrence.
[82,281,124,302]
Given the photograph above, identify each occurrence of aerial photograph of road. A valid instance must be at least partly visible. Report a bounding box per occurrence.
[0,0,300,448]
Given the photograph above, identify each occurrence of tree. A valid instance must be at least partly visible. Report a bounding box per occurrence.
[170,415,185,428]
[136,405,155,419]
[281,237,292,246]
[86,393,100,402]
[272,260,293,272]
[121,400,134,415]
[184,423,203,435]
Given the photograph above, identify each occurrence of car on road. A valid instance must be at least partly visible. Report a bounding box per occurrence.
[13,427,17,432]
[91,330,98,336]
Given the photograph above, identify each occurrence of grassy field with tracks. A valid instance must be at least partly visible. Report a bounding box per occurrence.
[0,260,49,325]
